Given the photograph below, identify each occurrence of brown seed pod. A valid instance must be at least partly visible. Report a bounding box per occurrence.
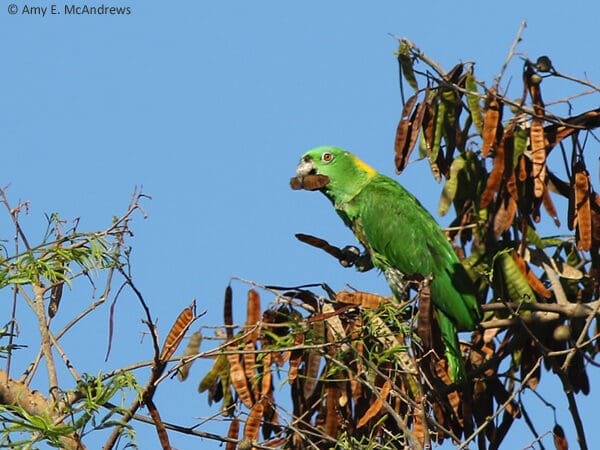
[289,175,330,191]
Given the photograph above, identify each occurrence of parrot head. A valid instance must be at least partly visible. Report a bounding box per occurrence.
[295,146,377,202]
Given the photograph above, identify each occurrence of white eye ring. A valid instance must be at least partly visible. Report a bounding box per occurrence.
[321,152,334,163]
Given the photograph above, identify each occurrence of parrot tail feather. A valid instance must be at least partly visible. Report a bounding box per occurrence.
[437,310,467,383]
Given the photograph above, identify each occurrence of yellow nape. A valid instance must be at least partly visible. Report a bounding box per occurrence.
[350,153,377,177]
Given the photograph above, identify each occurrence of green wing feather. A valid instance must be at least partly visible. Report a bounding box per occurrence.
[346,174,480,330]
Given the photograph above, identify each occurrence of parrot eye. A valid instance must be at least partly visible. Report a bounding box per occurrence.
[321,152,334,164]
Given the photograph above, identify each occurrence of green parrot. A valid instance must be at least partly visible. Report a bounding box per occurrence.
[295,146,481,382]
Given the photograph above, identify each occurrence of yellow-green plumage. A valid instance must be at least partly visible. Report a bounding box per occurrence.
[296,146,481,382]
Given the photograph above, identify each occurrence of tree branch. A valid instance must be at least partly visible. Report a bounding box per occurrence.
[494,19,527,88]
[0,369,85,450]
[31,284,59,403]
[481,301,600,321]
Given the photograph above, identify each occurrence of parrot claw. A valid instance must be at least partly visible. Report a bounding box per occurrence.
[339,246,374,272]
[340,245,361,267]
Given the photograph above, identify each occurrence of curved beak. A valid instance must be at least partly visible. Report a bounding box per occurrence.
[296,155,315,177]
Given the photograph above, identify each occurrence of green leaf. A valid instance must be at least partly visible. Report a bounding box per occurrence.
[6,275,32,285]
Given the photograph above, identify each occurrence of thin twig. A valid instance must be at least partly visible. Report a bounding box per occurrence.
[328,352,423,449]
[553,70,600,93]
[557,371,588,450]
[49,333,80,383]
[495,19,527,88]
[458,356,542,449]
[0,189,32,250]
[518,394,547,450]
[561,299,600,371]
[102,268,161,450]
[389,35,446,77]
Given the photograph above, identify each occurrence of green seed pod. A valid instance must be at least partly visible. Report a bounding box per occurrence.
[529,73,543,85]
[535,55,553,73]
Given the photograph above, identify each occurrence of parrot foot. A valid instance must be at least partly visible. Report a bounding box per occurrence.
[340,246,373,272]
[339,245,360,267]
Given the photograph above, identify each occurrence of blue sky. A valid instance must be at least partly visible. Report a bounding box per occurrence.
[2,1,599,449]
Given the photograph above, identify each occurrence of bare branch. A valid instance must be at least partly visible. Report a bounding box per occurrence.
[494,19,527,88]
[458,356,542,449]
[481,301,600,320]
